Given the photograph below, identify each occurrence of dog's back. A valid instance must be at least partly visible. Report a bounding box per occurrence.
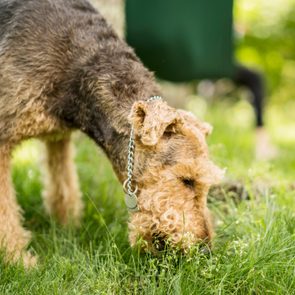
[0,0,123,143]
[0,0,20,38]
[0,0,111,80]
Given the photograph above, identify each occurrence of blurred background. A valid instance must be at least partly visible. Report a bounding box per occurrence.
[123,0,294,161]
[236,0,295,101]
[235,0,295,154]
[123,0,295,108]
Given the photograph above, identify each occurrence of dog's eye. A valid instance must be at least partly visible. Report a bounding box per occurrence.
[163,124,176,139]
[163,131,174,139]
[181,178,195,189]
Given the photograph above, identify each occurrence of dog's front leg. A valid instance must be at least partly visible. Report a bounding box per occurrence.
[0,145,36,268]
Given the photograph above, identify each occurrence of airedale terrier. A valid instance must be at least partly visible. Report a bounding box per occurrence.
[0,0,223,267]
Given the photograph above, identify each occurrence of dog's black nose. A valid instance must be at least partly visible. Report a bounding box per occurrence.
[152,235,166,251]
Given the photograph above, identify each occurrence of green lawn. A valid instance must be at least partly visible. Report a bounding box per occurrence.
[0,99,294,294]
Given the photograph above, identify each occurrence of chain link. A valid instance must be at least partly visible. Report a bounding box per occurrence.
[123,96,162,211]
[126,126,136,195]
[147,95,162,102]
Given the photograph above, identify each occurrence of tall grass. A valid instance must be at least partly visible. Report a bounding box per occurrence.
[0,100,294,294]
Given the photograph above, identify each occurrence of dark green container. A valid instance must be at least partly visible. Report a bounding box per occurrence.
[126,0,234,82]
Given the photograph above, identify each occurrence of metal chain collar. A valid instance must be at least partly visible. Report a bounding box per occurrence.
[123,95,162,212]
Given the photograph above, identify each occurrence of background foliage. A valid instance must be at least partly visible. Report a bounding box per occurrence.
[235,0,295,103]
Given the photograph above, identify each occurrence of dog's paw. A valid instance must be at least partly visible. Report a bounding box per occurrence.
[22,251,38,269]
[6,250,38,269]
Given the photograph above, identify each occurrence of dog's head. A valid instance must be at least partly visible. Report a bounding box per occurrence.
[127,100,224,252]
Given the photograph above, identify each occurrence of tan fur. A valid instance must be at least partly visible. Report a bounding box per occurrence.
[0,145,36,267]
[0,59,68,144]
[42,135,83,226]
[0,54,76,267]
[128,100,224,251]
[129,100,181,146]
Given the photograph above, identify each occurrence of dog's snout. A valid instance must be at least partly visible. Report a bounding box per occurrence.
[152,234,166,251]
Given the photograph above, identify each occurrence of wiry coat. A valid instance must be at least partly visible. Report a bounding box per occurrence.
[0,0,223,267]
[0,0,158,167]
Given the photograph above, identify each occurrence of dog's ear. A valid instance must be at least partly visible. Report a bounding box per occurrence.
[178,110,212,136]
[129,100,182,146]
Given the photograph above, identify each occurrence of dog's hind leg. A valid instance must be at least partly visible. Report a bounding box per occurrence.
[42,134,83,226]
[0,144,36,268]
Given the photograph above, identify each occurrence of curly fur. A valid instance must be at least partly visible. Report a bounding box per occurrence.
[128,102,224,250]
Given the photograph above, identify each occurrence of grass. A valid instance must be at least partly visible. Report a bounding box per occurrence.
[0,98,294,294]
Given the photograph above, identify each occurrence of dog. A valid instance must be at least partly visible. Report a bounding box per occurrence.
[0,0,223,267]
